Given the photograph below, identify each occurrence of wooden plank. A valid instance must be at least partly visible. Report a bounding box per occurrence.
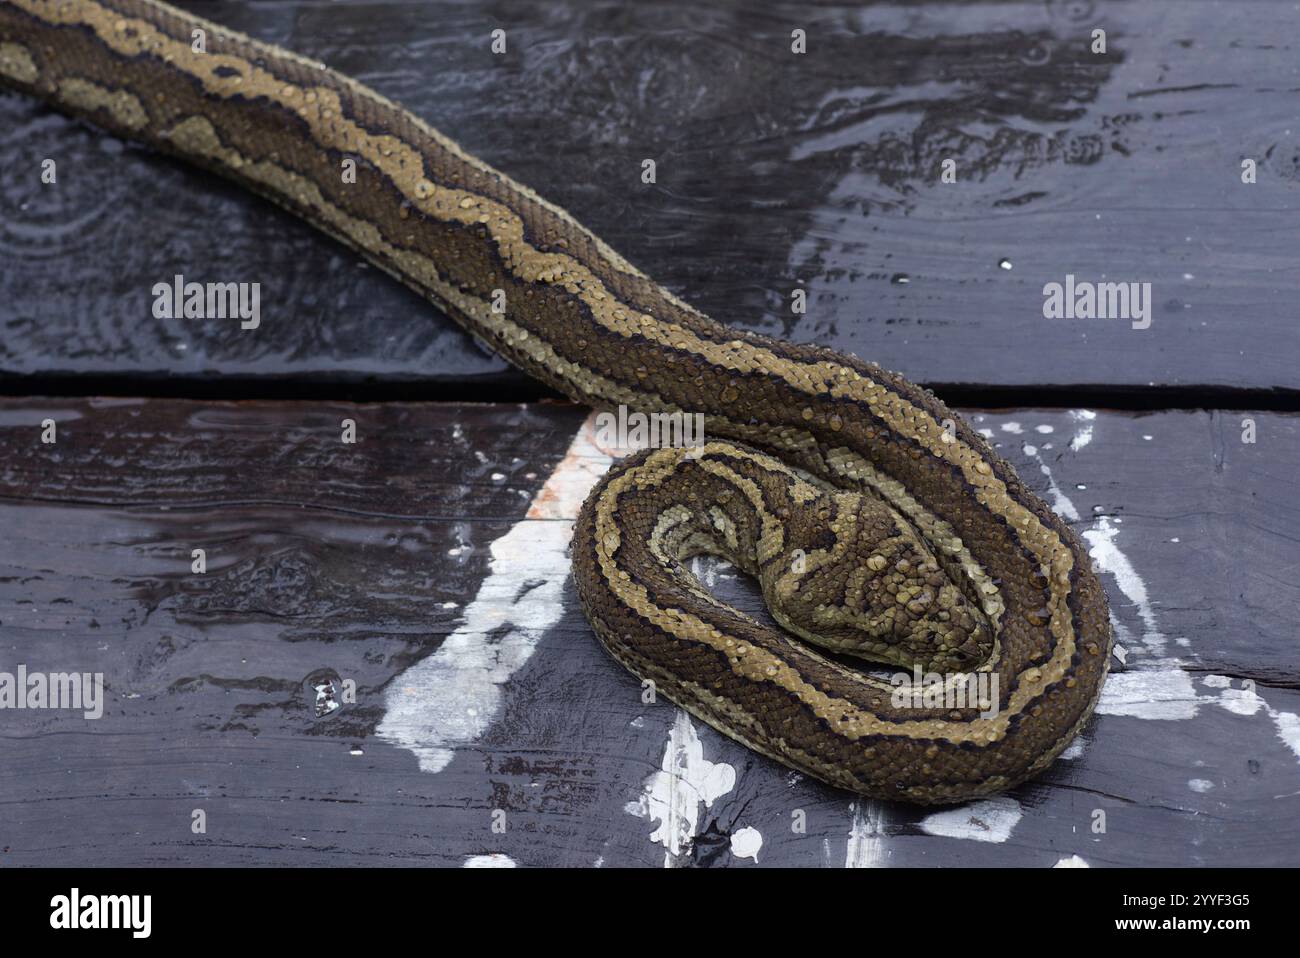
[3,0,1299,396]
[1,397,1296,866]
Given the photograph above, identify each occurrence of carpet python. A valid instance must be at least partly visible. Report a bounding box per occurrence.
[0,0,1112,803]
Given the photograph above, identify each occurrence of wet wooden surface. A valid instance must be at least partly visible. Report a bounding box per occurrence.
[3,0,1300,398]
[1,398,1297,867]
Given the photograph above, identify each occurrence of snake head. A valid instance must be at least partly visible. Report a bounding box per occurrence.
[761,489,994,674]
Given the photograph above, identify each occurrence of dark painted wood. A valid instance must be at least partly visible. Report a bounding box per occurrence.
[2,0,1298,396]
[1,398,1296,866]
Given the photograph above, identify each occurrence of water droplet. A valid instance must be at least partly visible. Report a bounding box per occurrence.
[1048,0,1096,23]
[1020,41,1052,66]
[303,668,343,720]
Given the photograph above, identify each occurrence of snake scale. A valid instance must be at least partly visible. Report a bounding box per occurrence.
[0,0,1112,803]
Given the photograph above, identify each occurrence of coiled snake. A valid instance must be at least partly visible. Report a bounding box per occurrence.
[0,0,1112,803]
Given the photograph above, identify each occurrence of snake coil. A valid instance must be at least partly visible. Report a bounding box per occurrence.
[0,0,1112,803]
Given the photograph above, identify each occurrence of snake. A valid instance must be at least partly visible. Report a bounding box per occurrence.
[0,0,1112,804]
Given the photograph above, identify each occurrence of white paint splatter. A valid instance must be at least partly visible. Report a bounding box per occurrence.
[845,800,888,867]
[1020,413,1092,523]
[1059,736,1087,760]
[1084,516,1165,656]
[730,826,763,863]
[1037,461,1081,521]
[463,854,517,868]
[1205,674,1259,716]
[1273,710,1300,761]
[1069,409,1097,451]
[1000,422,1023,434]
[625,711,736,865]
[1098,668,1198,720]
[920,797,1022,843]
[1188,779,1214,793]
[378,413,614,774]
[1053,855,1090,868]
[1099,670,1300,765]
[1201,675,1300,762]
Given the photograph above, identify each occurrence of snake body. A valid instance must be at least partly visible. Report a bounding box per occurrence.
[1,0,1112,803]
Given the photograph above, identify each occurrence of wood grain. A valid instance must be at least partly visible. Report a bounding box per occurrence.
[1,398,1295,866]
[2,0,1298,396]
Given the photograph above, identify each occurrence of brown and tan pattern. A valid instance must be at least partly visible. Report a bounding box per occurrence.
[0,0,1111,803]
